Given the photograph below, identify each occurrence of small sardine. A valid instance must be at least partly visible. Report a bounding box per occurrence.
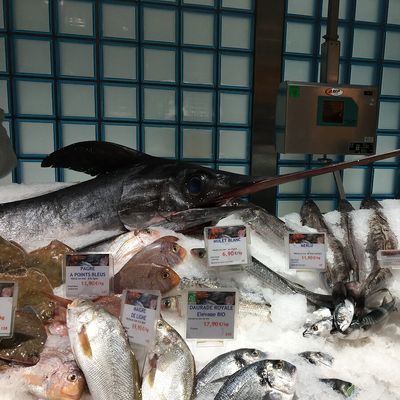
[320,378,355,398]
[298,351,334,367]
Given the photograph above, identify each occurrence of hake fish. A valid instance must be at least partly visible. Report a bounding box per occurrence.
[195,348,268,400]
[301,199,350,287]
[142,318,195,400]
[67,299,141,400]
[361,198,398,271]
[214,359,297,400]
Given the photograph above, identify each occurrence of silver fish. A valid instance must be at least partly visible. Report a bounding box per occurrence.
[195,348,268,400]
[298,351,334,367]
[300,199,350,287]
[333,299,354,333]
[215,359,297,400]
[303,317,333,338]
[320,378,355,398]
[246,258,334,308]
[361,198,399,271]
[67,299,141,400]
[142,318,195,400]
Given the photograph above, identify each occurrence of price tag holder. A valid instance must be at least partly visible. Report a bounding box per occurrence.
[64,253,113,298]
[204,225,249,268]
[0,281,18,338]
[287,233,326,270]
[377,249,400,269]
[120,289,161,348]
[185,288,238,341]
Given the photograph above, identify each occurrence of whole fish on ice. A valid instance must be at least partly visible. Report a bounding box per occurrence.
[67,298,142,400]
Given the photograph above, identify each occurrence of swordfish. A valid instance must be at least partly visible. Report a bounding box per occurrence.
[0,141,399,251]
[0,141,256,250]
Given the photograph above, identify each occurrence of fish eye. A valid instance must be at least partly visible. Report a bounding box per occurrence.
[161,271,170,279]
[274,361,283,369]
[172,244,178,253]
[187,176,203,195]
[67,374,77,382]
[251,350,259,357]
[157,321,164,328]
[163,299,171,308]
[312,325,319,331]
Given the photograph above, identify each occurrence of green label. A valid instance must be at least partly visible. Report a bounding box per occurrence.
[289,85,300,97]
[188,292,197,304]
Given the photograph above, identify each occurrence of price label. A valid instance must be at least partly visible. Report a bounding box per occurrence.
[377,249,400,269]
[64,253,113,298]
[0,281,17,338]
[185,289,237,340]
[288,233,326,270]
[205,225,249,267]
[120,289,161,348]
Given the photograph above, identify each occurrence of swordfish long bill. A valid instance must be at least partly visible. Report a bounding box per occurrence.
[0,141,255,249]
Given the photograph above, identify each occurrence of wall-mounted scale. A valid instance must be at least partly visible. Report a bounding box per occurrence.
[275,0,379,198]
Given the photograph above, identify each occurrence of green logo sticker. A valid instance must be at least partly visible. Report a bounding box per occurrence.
[188,292,197,304]
[289,85,300,97]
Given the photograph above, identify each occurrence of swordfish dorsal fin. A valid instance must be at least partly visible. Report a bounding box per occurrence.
[41,141,156,176]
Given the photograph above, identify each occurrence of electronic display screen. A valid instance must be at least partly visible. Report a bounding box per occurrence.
[322,100,344,123]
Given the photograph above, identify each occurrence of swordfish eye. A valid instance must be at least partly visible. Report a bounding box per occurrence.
[186,175,204,195]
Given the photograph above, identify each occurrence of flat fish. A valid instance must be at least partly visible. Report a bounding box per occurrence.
[361,199,398,271]
[142,318,195,400]
[0,311,47,366]
[215,359,297,400]
[195,348,268,400]
[67,299,141,400]
[27,240,75,287]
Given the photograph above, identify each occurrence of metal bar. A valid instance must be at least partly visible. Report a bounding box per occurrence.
[250,0,284,213]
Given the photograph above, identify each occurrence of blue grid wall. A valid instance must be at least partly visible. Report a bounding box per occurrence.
[0,0,255,184]
[278,0,400,216]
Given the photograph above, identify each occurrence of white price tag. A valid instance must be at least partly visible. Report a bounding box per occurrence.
[185,289,237,340]
[0,282,17,338]
[64,253,113,298]
[377,249,400,269]
[121,290,161,348]
[205,225,249,267]
[288,233,326,270]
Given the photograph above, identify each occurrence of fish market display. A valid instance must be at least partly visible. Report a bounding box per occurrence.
[67,299,141,400]
[214,359,297,400]
[142,318,195,400]
[1,146,400,400]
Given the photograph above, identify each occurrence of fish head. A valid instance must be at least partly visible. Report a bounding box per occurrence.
[239,348,269,366]
[66,299,96,331]
[155,266,181,293]
[303,318,333,338]
[119,164,255,230]
[300,199,321,226]
[265,359,297,395]
[333,299,354,333]
[45,361,86,400]
[161,295,182,317]
[145,236,187,268]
